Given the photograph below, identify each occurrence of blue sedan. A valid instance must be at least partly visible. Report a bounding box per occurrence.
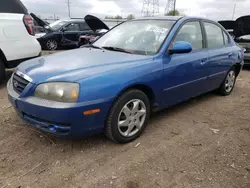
[7,16,244,143]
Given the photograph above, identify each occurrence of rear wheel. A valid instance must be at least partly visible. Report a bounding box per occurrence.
[0,57,6,84]
[105,89,150,143]
[218,67,236,96]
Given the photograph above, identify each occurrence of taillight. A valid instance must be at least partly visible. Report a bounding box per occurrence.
[23,15,35,36]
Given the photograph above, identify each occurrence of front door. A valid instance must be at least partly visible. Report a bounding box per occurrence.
[162,21,209,107]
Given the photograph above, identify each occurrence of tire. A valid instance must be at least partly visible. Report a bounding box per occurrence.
[218,67,236,96]
[45,39,58,51]
[105,89,150,143]
[0,57,6,84]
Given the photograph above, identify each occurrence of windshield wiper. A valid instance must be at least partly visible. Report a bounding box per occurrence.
[102,46,134,54]
[81,44,104,50]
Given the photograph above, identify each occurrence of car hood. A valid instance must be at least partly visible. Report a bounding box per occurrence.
[17,48,151,83]
[234,15,250,38]
[218,20,235,30]
[84,15,109,31]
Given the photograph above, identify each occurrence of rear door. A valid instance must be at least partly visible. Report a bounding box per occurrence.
[162,21,209,106]
[202,21,234,91]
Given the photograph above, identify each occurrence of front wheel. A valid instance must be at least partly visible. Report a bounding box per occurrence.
[105,90,150,143]
[218,67,236,96]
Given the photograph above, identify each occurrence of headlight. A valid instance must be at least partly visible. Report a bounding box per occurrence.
[34,82,79,102]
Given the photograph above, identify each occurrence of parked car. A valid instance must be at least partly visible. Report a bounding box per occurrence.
[219,16,250,66]
[33,15,96,50]
[234,15,250,66]
[7,16,244,143]
[78,15,109,46]
[0,0,41,83]
[218,20,235,38]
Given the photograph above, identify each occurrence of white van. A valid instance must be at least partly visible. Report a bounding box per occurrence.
[0,0,41,83]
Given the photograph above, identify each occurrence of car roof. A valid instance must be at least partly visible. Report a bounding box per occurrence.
[134,16,183,21]
[133,16,212,22]
[0,0,28,14]
[62,19,85,23]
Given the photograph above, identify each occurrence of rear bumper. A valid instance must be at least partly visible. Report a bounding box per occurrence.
[7,79,113,137]
[6,53,41,68]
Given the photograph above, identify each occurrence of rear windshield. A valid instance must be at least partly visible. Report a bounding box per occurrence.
[49,21,67,31]
[0,0,27,14]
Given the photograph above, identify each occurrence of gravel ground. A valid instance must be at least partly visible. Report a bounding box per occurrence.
[0,69,249,188]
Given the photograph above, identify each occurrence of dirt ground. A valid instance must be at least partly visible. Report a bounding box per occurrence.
[0,69,249,188]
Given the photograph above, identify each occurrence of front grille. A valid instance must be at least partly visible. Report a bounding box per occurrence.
[12,73,30,94]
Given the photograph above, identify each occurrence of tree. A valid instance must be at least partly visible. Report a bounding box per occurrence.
[165,10,180,16]
[114,15,123,19]
[105,15,123,19]
[105,16,113,19]
[127,14,135,20]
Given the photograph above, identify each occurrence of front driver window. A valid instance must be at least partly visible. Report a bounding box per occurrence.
[173,21,203,50]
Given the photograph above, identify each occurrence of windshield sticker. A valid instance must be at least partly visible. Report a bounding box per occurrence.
[146,27,169,33]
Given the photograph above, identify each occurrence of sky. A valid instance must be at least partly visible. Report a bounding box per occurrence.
[21,0,250,21]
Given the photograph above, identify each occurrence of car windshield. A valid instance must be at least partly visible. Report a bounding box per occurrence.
[48,21,67,31]
[94,20,175,55]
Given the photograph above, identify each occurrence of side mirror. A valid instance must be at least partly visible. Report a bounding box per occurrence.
[169,41,192,54]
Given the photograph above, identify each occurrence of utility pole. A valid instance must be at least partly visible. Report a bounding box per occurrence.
[173,0,176,16]
[165,0,176,15]
[66,0,71,18]
[232,3,236,20]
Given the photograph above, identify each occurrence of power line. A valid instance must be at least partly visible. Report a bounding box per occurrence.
[141,0,159,17]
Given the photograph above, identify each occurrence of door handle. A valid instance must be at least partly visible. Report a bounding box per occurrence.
[228,53,233,57]
[200,58,207,65]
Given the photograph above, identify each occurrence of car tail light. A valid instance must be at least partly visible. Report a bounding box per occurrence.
[23,15,35,36]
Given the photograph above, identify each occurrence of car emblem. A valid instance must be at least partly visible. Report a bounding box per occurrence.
[13,80,19,88]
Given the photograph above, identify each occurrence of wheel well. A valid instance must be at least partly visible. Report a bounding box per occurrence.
[233,63,241,77]
[119,84,155,103]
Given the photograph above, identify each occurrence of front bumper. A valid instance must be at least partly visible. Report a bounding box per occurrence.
[7,79,113,137]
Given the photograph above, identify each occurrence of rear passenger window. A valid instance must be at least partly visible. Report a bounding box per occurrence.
[223,32,229,45]
[204,22,224,48]
[174,21,203,50]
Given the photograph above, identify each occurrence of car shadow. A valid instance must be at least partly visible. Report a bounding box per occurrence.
[0,69,13,89]
[45,92,219,149]
[243,66,250,71]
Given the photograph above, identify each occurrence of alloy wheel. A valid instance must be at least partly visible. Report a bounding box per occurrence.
[117,99,147,137]
[225,70,236,93]
[46,40,58,50]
